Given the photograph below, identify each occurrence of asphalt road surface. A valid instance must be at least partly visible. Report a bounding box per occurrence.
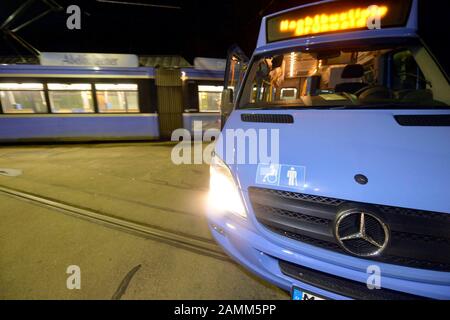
[0,142,288,300]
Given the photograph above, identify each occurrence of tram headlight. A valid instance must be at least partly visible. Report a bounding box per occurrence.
[209,155,247,219]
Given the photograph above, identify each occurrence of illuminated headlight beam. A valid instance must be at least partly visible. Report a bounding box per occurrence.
[208,155,247,219]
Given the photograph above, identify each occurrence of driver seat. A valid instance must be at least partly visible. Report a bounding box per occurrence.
[335,64,367,94]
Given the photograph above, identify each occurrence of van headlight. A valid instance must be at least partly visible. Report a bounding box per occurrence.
[209,155,247,218]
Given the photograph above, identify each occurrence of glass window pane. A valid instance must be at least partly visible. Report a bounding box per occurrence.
[240,46,447,109]
[198,85,223,93]
[1,91,47,114]
[198,85,223,112]
[95,84,138,91]
[49,91,94,113]
[95,83,139,113]
[48,83,94,114]
[227,57,246,98]
[126,92,139,112]
[0,83,44,90]
[97,91,126,113]
[391,51,426,91]
[48,83,92,91]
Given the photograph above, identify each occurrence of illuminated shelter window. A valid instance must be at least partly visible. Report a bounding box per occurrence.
[95,84,139,113]
[0,83,47,114]
[48,83,94,114]
[198,85,223,112]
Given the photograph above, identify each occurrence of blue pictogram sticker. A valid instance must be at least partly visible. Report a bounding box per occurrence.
[256,164,281,186]
[279,165,306,189]
[256,164,306,190]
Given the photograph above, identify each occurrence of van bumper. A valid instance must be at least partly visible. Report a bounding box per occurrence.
[208,212,450,300]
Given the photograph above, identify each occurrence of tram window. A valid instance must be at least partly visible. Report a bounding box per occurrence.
[198,85,223,112]
[0,83,47,114]
[48,84,94,114]
[95,84,139,113]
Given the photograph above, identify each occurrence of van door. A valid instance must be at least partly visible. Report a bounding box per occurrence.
[221,45,249,127]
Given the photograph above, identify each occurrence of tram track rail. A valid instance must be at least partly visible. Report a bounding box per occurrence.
[0,185,231,263]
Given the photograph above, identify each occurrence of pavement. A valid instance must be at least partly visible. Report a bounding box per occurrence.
[0,142,288,300]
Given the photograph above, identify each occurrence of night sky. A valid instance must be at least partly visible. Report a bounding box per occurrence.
[0,0,448,73]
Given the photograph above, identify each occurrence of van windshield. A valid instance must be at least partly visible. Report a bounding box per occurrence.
[239,45,450,110]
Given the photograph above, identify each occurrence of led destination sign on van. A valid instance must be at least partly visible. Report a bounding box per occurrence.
[266,0,412,43]
[279,6,388,37]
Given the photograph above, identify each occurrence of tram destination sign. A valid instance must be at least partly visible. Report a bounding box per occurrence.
[40,52,139,68]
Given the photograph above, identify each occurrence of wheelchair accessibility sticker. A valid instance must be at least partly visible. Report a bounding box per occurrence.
[256,164,306,190]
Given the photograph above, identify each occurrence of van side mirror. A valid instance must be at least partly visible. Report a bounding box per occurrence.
[220,89,234,128]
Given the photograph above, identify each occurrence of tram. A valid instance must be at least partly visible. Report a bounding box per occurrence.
[0,53,224,142]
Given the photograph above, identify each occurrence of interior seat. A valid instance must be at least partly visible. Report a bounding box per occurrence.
[334,64,368,94]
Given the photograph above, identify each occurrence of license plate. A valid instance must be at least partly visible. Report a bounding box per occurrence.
[292,287,326,301]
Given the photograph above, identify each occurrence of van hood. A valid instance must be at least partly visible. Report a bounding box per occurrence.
[216,109,450,214]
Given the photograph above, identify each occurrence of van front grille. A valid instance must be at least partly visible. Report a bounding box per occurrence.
[249,187,450,272]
